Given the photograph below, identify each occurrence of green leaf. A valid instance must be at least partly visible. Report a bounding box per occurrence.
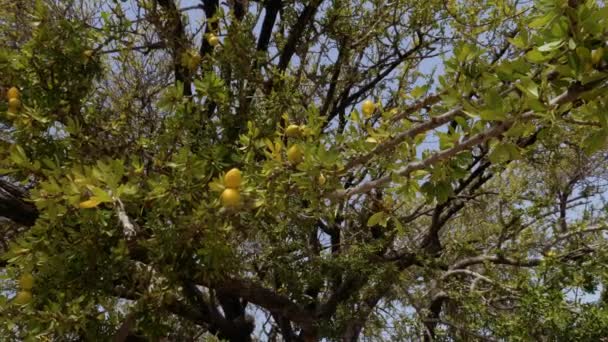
[9,145,28,165]
[434,181,452,203]
[117,184,138,196]
[90,186,113,203]
[496,63,515,81]
[507,36,526,49]
[516,79,539,99]
[411,85,429,99]
[537,40,563,52]
[489,143,520,163]
[367,212,386,227]
[525,50,550,63]
[529,13,556,29]
[456,43,473,62]
[480,110,506,121]
[582,130,607,155]
[505,122,535,138]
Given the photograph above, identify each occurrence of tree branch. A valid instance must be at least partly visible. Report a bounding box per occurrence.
[0,179,37,226]
[276,0,324,72]
[332,80,608,200]
[155,0,192,96]
[450,254,542,270]
[200,0,219,56]
[197,274,315,329]
[256,0,281,52]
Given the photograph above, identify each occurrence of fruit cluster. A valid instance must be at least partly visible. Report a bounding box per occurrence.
[221,168,242,208]
[285,122,328,185]
[14,273,34,305]
[285,124,305,165]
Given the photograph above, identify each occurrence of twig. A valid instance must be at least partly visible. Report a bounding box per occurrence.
[115,198,138,238]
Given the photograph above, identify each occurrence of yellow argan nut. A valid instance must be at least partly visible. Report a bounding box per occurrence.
[7,87,20,100]
[362,99,376,117]
[287,145,303,164]
[14,291,32,305]
[83,50,94,58]
[285,124,301,138]
[224,168,242,189]
[221,188,241,207]
[207,34,220,47]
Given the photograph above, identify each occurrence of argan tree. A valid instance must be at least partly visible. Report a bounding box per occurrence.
[2,0,608,340]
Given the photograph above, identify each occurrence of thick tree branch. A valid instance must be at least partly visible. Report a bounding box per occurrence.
[256,0,281,52]
[0,179,37,226]
[182,281,254,342]
[197,275,314,329]
[319,38,348,118]
[345,106,462,171]
[450,254,542,270]
[389,92,444,123]
[155,0,192,96]
[423,290,448,342]
[276,0,323,72]
[199,0,219,57]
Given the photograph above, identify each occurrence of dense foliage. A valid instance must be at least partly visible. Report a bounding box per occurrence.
[2,0,608,340]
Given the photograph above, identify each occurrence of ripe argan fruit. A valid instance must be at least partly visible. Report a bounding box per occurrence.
[287,145,303,164]
[8,98,21,111]
[19,273,34,290]
[224,168,242,189]
[221,188,241,207]
[8,98,21,114]
[7,87,20,100]
[207,34,220,47]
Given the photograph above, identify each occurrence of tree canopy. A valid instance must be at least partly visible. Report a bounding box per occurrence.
[2,0,608,340]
